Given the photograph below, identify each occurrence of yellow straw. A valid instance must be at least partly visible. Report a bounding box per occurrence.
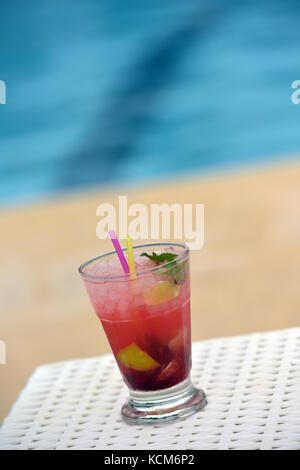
[126,234,136,279]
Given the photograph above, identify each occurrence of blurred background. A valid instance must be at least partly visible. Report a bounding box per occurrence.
[1,0,300,423]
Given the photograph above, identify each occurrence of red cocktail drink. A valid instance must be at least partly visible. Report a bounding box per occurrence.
[79,243,206,423]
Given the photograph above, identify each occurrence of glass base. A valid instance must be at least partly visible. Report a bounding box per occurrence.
[121,377,207,424]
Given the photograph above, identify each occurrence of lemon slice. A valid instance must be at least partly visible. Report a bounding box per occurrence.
[117,343,160,371]
[144,281,180,306]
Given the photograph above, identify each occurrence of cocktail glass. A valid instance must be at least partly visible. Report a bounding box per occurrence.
[79,242,206,424]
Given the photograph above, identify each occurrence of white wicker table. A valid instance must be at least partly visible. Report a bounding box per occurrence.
[1,328,299,450]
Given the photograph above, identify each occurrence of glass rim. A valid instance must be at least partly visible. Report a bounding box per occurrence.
[79,242,189,282]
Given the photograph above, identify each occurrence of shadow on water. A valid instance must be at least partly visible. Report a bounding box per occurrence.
[61,3,230,190]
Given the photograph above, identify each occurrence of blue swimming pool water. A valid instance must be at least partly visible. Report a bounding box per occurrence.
[0,0,300,207]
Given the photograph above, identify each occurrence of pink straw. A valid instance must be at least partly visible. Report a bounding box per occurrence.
[108,230,130,275]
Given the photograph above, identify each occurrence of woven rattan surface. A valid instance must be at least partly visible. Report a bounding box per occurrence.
[1,328,299,450]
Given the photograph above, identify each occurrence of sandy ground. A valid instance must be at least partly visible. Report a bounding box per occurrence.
[1,162,300,423]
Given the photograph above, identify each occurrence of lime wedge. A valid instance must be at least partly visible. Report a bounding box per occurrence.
[144,281,180,306]
[117,343,160,371]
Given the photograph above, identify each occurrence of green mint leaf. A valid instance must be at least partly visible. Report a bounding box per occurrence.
[140,252,178,264]
[164,260,187,285]
[140,251,187,285]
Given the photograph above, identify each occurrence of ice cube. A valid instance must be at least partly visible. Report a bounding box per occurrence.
[168,326,187,355]
[155,359,178,383]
